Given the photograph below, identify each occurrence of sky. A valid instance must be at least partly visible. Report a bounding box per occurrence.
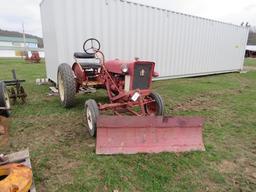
[0,0,255,37]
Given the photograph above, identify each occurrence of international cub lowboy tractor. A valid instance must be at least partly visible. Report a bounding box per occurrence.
[57,38,205,154]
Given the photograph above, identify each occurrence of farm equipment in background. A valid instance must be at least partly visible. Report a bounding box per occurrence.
[25,51,41,63]
[57,38,205,154]
[0,70,27,117]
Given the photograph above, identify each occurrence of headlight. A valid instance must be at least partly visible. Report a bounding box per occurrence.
[121,64,128,73]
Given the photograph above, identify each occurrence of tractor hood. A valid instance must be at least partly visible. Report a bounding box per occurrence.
[105,59,156,75]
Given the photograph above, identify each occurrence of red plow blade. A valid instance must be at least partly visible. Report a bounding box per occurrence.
[96,116,205,155]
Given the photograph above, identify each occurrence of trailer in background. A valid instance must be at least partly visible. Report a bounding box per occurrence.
[246,45,256,58]
[40,0,249,83]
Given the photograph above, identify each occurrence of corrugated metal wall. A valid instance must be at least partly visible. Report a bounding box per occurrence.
[40,0,249,82]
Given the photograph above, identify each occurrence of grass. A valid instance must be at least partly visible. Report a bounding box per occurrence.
[244,58,256,66]
[0,58,256,192]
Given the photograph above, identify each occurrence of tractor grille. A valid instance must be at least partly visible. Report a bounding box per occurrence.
[133,63,152,90]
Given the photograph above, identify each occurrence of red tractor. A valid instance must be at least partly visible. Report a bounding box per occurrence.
[25,51,41,63]
[57,38,205,155]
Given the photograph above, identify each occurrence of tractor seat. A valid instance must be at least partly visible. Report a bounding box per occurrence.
[74,52,95,59]
[80,61,101,69]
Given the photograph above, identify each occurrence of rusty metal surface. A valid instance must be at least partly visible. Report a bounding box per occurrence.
[1,150,36,192]
[96,116,205,155]
[0,163,32,192]
[4,70,27,104]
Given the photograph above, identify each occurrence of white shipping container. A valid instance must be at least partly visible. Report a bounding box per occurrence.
[40,0,249,83]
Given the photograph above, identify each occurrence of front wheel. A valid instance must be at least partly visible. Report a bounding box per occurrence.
[57,63,76,108]
[85,99,99,137]
[0,81,11,117]
[144,92,164,116]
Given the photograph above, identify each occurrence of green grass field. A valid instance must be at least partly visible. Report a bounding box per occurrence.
[0,58,256,192]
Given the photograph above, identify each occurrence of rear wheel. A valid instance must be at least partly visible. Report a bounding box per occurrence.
[0,81,11,117]
[57,63,76,108]
[85,99,99,137]
[144,92,164,116]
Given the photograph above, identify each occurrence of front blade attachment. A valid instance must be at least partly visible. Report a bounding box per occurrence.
[96,116,205,155]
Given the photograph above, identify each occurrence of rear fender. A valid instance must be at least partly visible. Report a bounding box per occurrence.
[72,63,87,85]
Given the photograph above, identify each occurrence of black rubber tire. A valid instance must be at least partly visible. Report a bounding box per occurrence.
[57,63,76,108]
[0,81,11,117]
[145,92,164,116]
[85,99,99,137]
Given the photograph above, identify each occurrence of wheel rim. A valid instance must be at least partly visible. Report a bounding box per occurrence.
[58,73,64,102]
[145,102,157,115]
[86,107,93,130]
[4,87,10,109]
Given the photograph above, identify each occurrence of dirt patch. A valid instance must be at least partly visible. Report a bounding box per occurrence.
[47,157,81,185]
[1,113,93,191]
[214,157,256,191]
[244,66,256,71]
[240,158,256,184]
[173,95,219,112]
[56,172,74,186]
[218,160,237,173]
[7,114,93,150]
[172,84,251,113]
[245,167,256,181]
[228,157,256,189]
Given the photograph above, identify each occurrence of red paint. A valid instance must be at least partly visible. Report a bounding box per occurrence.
[70,50,159,115]
[25,52,41,63]
[105,60,155,90]
[96,116,205,155]
[72,62,87,83]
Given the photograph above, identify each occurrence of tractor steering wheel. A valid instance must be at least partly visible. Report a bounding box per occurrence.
[83,38,101,55]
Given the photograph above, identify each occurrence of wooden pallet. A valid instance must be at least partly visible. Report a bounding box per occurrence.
[5,149,36,192]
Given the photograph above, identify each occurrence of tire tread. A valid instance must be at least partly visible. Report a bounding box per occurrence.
[58,63,76,108]
[149,92,164,116]
[85,99,99,137]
